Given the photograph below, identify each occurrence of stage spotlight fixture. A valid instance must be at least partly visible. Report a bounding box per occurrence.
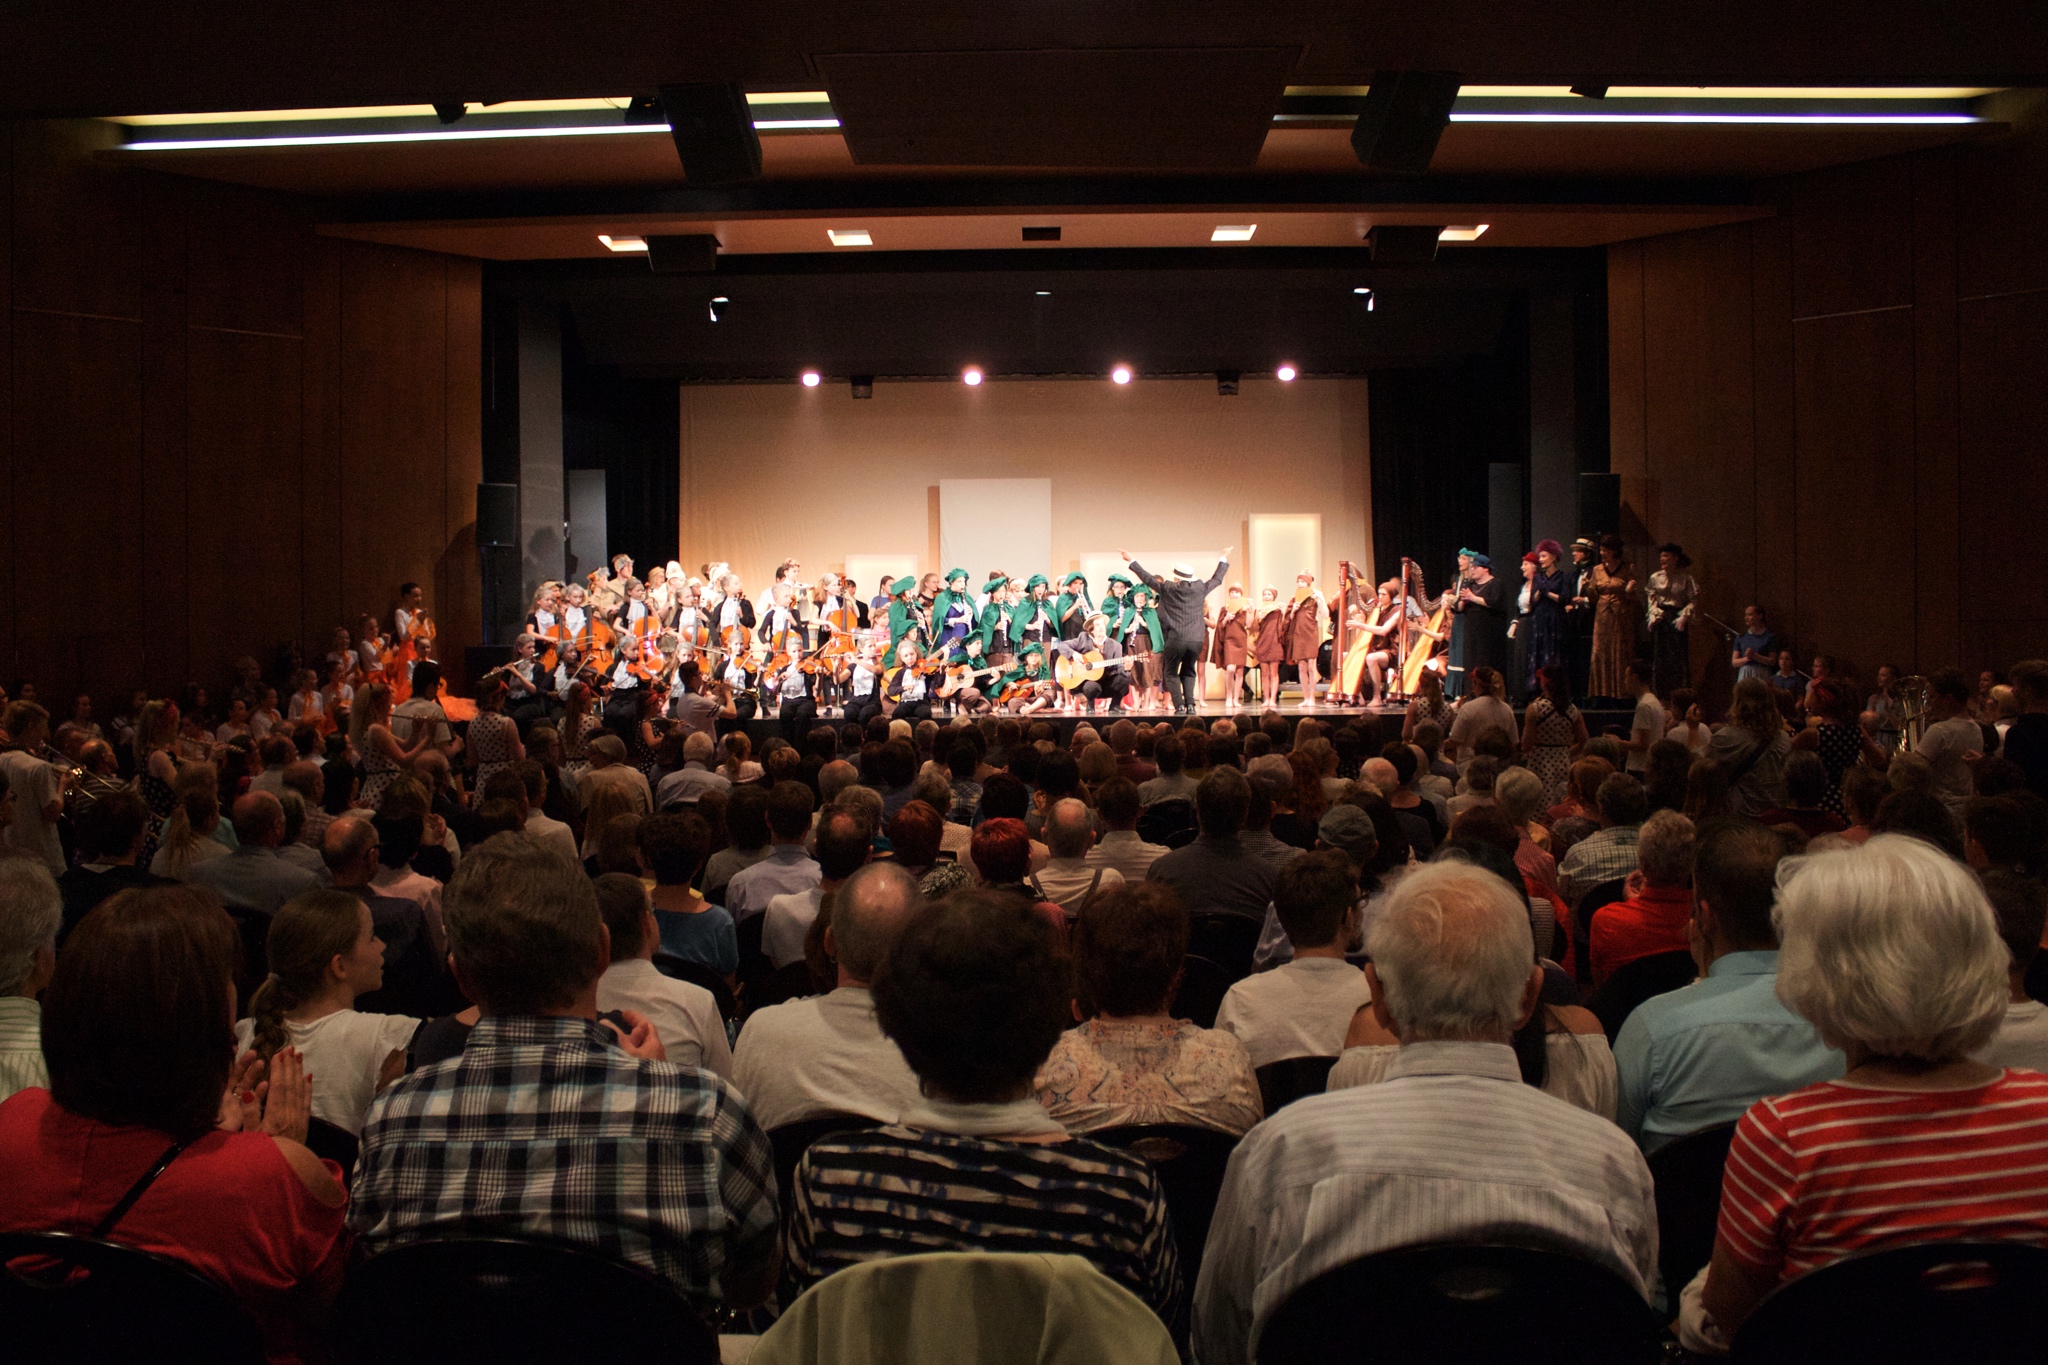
[801,371,821,387]
[1216,370,1241,397]
[962,367,984,386]
[1035,290,1052,297]
[432,101,467,125]
[1111,366,1133,385]
[1276,364,1298,382]
[708,296,729,323]
[851,375,875,399]
[1353,286,1377,311]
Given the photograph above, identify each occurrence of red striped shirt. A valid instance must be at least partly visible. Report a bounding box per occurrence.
[1717,1070,2048,1283]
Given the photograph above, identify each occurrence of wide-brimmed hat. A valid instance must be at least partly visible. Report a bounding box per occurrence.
[1172,563,1197,580]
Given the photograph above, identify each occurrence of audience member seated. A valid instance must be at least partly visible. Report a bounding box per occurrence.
[1589,810,1697,987]
[765,809,872,969]
[1707,680,1793,820]
[366,811,445,930]
[1613,822,1842,1154]
[655,731,732,809]
[703,783,773,905]
[1215,852,1370,1069]
[1558,773,1649,908]
[1757,751,1849,840]
[189,792,322,917]
[1036,883,1262,1136]
[725,781,821,922]
[55,788,165,942]
[640,811,737,978]
[1972,869,2048,1071]
[234,889,416,1139]
[1690,835,2048,1347]
[1496,765,1559,893]
[593,872,733,1078]
[350,834,778,1315]
[731,862,924,1129]
[1196,859,1656,1365]
[1145,768,1277,923]
[151,771,230,879]
[783,890,1186,1342]
[0,886,346,1361]
[510,759,579,865]
[1137,734,1197,806]
[0,860,59,1102]
[2004,658,2048,799]
[1871,786,1967,860]
[1965,790,2048,878]
[970,818,1069,944]
[1031,797,1126,914]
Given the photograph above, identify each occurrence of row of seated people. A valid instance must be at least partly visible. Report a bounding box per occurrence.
[6,780,2048,1360]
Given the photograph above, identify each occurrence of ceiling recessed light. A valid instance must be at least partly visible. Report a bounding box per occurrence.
[827,228,873,247]
[1353,287,1376,311]
[708,296,729,323]
[1035,290,1052,297]
[800,371,821,387]
[1276,364,1298,382]
[598,234,648,252]
[962,367,983,386]
[1111,366,1133,385]
[1211,225,1257,242]
[1439,224,1490,242]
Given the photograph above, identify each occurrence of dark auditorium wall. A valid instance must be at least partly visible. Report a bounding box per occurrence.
[1608,94,2048,696]
[0,119,482,703]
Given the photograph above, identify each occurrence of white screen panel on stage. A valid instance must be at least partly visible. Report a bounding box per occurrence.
[844,554,919,605]
[1249,514,1323,604]
[940,478,1052,586]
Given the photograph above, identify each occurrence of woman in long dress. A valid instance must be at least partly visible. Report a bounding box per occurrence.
[1587,534,1637,701]
[1208,587,1251,709]
[1252,586,1288,709]
[1528,539,1568,692]
[1521,666,1589,809]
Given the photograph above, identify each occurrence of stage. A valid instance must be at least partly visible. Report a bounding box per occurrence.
[730,701,1641,745]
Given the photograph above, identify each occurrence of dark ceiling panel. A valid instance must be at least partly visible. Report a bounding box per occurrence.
[816,47,1299,168]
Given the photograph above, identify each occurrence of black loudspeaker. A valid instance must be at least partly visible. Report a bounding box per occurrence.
[647,234,721,274]
[1367,225,1442,264]
[1350,71,1462,174]
[658,83,762,185]
[476,482,518,548]
[1578,473,1621,539]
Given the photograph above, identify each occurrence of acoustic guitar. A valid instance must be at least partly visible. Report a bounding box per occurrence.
[1054,649,1107,692]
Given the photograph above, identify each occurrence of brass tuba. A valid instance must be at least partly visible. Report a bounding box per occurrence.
[1894,675,1931,754]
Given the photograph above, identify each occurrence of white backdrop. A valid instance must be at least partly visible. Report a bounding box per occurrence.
[938,478,1052,584]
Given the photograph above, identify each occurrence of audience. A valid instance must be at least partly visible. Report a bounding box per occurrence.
[764,808,871,969]
[702,782,772,904]
[1973,869,2048,1071]
[189,792,323,917]
[0,860,60,1102]
[1708,679,1792,820]
[1196,860,1656,1365]
[55,788,164,941]
[1137,734,1196,805]
[1613,821,1842,1153]
[1145,768,1277,923]
[592,872,732,1077]
[1214,851,1371,1068]
[1085,776,1168,880]
[724,781,820,921]
[1588,809,1697,987]
[969,817,1069,943]
[0,886,345,1361]
[1692,835,2048,1346]
[1031,796,1126,913]
[350,834,778,1314]
[731,862,924,1129]
[1558,773,1649,908]
[784,889,1186,1342]
[1035,882,1262,1135]
[640,811,737,977]
[655,730,732,808]
[513,759,580,865]
[236,889,417,1138]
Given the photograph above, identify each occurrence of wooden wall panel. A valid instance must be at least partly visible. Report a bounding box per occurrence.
[0,124,13,681]
[9,121,141,322]
[439,258,483,686]
[338,242,449,628]
[1792,310,1918,676]
[185,328,305,679]
[11,313,144,699]
[1957,293,2048,647]
[1748,216,1798,626]
[1788,157,1915,320]
[1606,241,1647,485]
[1953,135,2048,301]
[186,181,305,338]
[139,173,191,692]
[300,237,344,647]
[1910,149,1962,673]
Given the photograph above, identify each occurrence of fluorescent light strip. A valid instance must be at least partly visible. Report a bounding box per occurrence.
[124,120,839,152]
[1448,112,1979,125]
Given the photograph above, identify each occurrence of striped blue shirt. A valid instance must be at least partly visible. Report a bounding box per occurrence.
[1192,1040,1656,1365]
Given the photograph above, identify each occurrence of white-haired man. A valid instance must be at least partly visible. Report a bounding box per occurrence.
[1194,858,1657,1365]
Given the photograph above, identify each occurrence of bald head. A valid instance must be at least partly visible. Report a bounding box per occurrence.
[819,759,859,805]
[231,792,286,847]
[322,814,379,886]
[1045,797,1096,860]
[683,731,716,764]
[281,760,324,803]
[829,861,921,985]
[1362,757,1399,796]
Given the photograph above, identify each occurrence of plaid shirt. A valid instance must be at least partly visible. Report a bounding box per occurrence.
[1557,823,1642,909]
[349,1015,778,1310]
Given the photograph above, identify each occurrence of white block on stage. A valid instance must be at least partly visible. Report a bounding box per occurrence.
[940,479,1051,585]
[844,554,919,604]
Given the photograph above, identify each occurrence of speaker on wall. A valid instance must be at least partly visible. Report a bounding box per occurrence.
[658,83,763,185]
[1577,473,1621,539]
[476,482,518,548]
[648,234,721,274]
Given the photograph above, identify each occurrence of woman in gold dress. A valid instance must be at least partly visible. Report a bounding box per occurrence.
[1587,533,1638,701]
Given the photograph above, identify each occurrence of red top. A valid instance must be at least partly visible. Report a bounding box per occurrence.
[0,1088,348,1365]
[1718,1070,2048,1283]
[1588,883,1693,986]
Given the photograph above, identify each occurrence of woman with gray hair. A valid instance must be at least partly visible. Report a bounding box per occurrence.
[1690,834,2048,1346]
[0,859,61,1101]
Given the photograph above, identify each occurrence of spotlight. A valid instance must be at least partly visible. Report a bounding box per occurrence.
[1111,366,1132,385]
[708,296,728,323]
[962,367,983,386]
[1276,364,1298,382]
[801,371,821,387]
[1353,286,1376,312]
[851,375,874,399]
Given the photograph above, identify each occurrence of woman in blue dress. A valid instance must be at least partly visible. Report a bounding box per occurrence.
[1527,538,1569,694]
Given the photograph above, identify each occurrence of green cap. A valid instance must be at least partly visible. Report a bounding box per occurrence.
[1106,573,1133,589]
[983,574,1009,591]
[1024,574,1048,591]
[889,575,917,596]
[1063,572,1087,588]
[1019,643,1045,659]
[945,567,969,585]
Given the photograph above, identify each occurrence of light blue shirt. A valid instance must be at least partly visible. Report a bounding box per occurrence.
[722,843,822,922]
[1613,949,1844,1154]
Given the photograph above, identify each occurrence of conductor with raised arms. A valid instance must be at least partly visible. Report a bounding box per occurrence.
[1122,549,1230,714]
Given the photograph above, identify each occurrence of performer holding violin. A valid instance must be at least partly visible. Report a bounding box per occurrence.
[882,639,936,721]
